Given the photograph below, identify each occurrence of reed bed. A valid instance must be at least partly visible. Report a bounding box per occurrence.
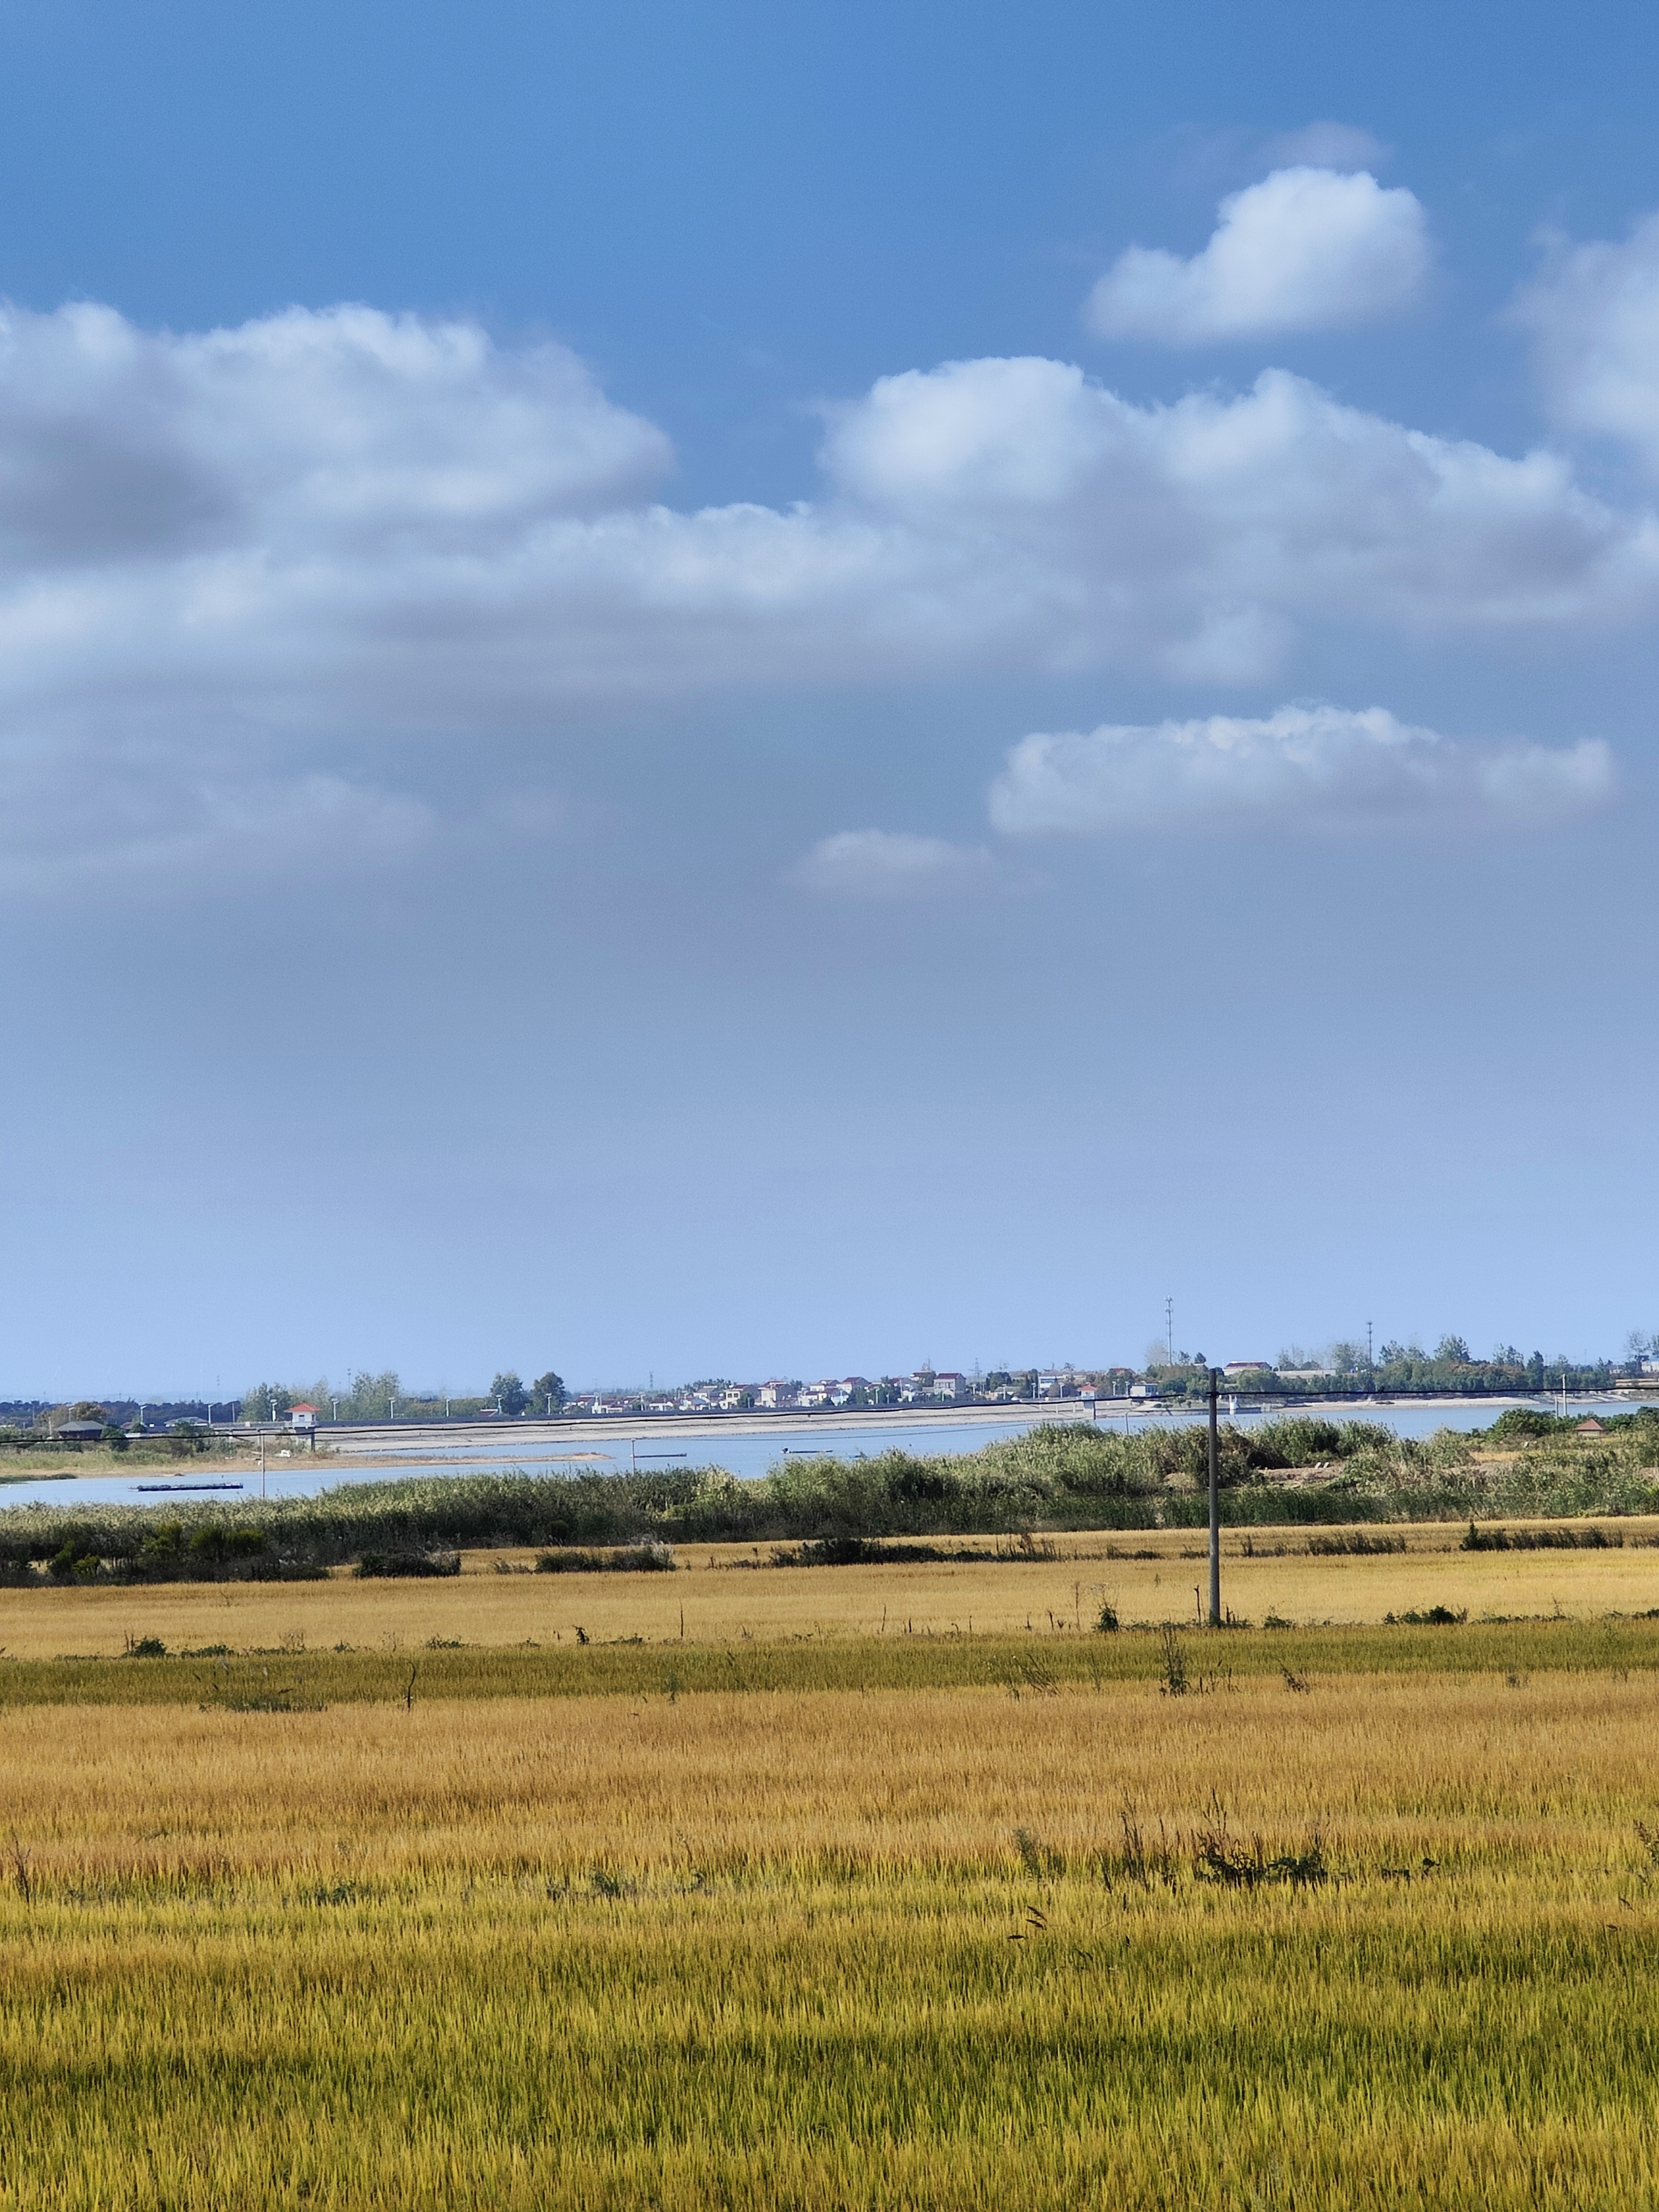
[5,1671,1659,2206]
[8,1412,1659,1588]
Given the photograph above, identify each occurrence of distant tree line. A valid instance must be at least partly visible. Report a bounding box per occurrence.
[1138,1334,1627,1401]
[239,1369,565,1423]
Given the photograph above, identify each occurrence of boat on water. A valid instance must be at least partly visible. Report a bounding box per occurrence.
[134,1481,245,1493]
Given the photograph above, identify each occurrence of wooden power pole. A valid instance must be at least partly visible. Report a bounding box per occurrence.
[1207,1367,1221,1627]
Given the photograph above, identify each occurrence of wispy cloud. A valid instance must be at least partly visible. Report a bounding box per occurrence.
[0,741,436,896]
[1085,166,1430,343]
[788,830,993,900]
[1513,211,1659,475]
[988,705,1615,836]
[1262,122,1391,173]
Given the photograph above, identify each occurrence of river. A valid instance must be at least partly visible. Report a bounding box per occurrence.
[0,1395,1641,1511]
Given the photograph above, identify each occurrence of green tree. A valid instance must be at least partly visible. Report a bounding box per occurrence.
[530,1371,566,1413]
[491,1371,530,1417]
[241,1384,293,1422]
[345,1371,401,1420]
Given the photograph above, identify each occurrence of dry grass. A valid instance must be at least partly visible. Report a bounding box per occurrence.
[4,1667,1658,1883]
[7,1671,1659,2205]
[3,1517,1658,1658]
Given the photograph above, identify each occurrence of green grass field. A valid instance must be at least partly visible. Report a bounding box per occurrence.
[3,1610,1658,1704]
[4,1605,1659,2206]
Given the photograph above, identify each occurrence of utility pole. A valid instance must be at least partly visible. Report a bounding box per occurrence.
[1207,1366,1222,1627]
[1166,1297,1174,1367]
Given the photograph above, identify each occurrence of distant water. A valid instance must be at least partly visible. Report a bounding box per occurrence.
[0,1397,1639,1512]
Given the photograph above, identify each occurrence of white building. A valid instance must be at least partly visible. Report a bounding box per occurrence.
[757,1380,799,1410]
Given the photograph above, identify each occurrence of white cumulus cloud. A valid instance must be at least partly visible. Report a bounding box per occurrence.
[987,705,1615,836]
[1086,167,1431,343]
[0,304,1649,721]
[0,299,1652,894]
[789,830,993,899]
[0,300,671,570]
[820,357,1656,680]
[1514,213,1659,475]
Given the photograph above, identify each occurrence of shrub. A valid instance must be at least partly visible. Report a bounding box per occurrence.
[187,1524,268,1561]
[1462,1522,1619,1552]
[1487,1407,1574,1442]
[48,1541,101,1582]
[353,1552,461,1579]
[535,1544,676,1574]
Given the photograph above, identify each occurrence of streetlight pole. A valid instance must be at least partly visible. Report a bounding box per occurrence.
[1207,1366,1222,1627]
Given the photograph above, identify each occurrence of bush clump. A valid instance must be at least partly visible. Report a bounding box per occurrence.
[535,1543,676,1574]
[353,1551,462,1579]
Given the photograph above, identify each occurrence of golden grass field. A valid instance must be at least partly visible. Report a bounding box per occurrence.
[8,1540,1659,2206]
[2,1516,1657,1659]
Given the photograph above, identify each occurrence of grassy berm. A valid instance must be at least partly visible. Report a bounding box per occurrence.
[3,1629,1659,2209]
[7,1408,1659,1582]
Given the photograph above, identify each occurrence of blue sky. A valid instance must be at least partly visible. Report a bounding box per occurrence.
[2,0,1657,1396]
